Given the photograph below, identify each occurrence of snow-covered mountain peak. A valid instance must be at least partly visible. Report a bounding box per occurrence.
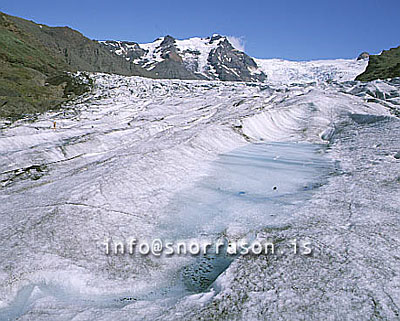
[100,35,267,82]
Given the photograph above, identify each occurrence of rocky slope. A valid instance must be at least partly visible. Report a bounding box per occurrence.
[356,45,400,81]
[0,12,152,119]
[100,34,267,82]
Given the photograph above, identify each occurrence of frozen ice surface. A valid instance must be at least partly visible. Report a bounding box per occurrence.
[160,142,331,240]
[0,74,399,320]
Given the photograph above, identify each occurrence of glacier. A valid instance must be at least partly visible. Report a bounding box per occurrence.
[0,60,400,320]
[255,57,368,85]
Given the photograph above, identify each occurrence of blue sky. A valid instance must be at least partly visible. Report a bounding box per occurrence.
[1,0,399,60]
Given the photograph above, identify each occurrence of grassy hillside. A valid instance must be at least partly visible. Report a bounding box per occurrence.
[356,46,400,81]
[0,12,152,119]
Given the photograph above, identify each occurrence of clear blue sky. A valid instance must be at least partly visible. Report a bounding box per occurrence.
[1,0,399,60]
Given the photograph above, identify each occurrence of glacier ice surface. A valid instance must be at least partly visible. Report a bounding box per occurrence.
[0,69,399,320]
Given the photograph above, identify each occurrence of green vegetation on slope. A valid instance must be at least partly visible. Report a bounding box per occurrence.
[356,46,400,82]
[0,12,152,120]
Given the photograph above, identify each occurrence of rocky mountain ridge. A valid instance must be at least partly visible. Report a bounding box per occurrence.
[100,34,267,82]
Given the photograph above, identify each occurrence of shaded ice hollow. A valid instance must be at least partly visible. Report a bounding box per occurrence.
[0,62,400,320]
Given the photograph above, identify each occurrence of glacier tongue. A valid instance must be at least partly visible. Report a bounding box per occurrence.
[255,58,368,85]
[0,73,399,320]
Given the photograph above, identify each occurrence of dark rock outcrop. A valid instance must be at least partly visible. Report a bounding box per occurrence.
[99,40,147,61]
[357,52,369,60]
[356,46,400,81]
[207,39,266,82]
